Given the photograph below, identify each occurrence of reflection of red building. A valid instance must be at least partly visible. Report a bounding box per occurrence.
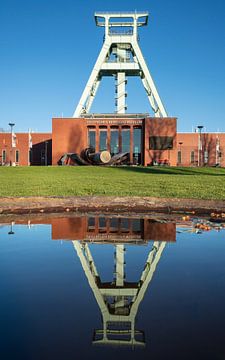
[8,216,176,243]
[0,216,176,242]
[51,216,176,243]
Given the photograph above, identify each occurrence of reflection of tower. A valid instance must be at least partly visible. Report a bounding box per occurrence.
[73,240,166,347]
[73,12,167,117]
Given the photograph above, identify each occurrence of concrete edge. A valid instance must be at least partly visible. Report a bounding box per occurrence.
[0,196,225,215]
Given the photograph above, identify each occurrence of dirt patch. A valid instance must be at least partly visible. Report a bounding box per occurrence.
[0,196,224,215]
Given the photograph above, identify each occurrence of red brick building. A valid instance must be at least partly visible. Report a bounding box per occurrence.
[0,117,224,167]
[0,133,30,166]
[52,116,177,166]
[0,132,51,166]
[31,133,52,166]
[177,133,225,167]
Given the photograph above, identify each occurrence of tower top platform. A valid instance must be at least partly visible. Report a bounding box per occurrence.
[94,11,148,28]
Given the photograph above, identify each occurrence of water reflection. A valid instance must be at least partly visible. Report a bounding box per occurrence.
[73,238,166,347]
[2,215,176,242]
[1,214,225,358]
[1,215,175,349]
[8,222,15,235]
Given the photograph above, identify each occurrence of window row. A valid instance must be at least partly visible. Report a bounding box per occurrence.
[1,150,20,164]
[87,217,141,233]
[177,150,218,164]
[88,127,142,164]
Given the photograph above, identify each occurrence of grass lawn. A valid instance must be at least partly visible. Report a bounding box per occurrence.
[0,166,225,200]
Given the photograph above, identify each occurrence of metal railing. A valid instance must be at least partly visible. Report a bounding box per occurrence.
[95,11,149,15]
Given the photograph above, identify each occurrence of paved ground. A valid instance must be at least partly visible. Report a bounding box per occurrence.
[0,196,224,215]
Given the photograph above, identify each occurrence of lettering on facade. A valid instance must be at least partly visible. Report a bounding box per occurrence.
[87,120,143,126]
[87,234,142,240]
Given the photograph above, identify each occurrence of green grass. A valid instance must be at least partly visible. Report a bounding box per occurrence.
[0,166,225,200]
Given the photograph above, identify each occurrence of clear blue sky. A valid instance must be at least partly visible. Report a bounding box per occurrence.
[1,0,225,133]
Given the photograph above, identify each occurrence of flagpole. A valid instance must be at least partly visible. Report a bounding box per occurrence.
[8,122,15,166]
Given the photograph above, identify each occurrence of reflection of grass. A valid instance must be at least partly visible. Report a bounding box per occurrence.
[0,166,225,199]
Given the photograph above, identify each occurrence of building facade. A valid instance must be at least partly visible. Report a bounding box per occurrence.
[0,125,224,167]
[0,132,52,166]
[52,116,177,166]
[177,133,225,167]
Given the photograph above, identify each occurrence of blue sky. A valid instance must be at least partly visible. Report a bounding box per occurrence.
[0,0,225,133]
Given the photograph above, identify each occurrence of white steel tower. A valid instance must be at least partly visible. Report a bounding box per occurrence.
[73,11,167,117]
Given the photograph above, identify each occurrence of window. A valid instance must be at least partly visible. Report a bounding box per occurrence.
[88,128,96,151]
[2,150,6,163]
[122,127,130,153]
[121,218,129,233]
[133,127,142,165]
[190,150,195,164]
[149,136,173,150]
[88,217,95,232]
[110,218,119,232]
[15,150,19,163]
[132,219,141,233]
[177,150,182,164]
[99,127,107,151]
[99,217,106,233]
[110,128,119,155]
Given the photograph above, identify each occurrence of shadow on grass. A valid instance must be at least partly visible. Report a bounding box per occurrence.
[111,166,225,176]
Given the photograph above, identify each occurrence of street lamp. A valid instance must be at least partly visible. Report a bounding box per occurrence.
[197,125,204,167]
[178,141,183,165]
[8,123,15,166]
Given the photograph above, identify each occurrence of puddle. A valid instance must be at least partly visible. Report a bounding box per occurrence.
[0,214,225,359]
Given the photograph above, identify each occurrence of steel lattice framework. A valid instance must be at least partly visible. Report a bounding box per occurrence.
[73,12,167,117]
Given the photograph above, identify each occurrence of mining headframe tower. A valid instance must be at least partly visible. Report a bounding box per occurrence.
[52,11,177,166]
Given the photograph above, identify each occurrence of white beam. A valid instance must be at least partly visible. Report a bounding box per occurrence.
[73,40,112,117]
[131,40,168,117]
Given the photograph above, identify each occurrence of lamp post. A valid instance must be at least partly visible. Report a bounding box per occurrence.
[178,141,183,165]
[8,123,15,166]
[197,125,204,167]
